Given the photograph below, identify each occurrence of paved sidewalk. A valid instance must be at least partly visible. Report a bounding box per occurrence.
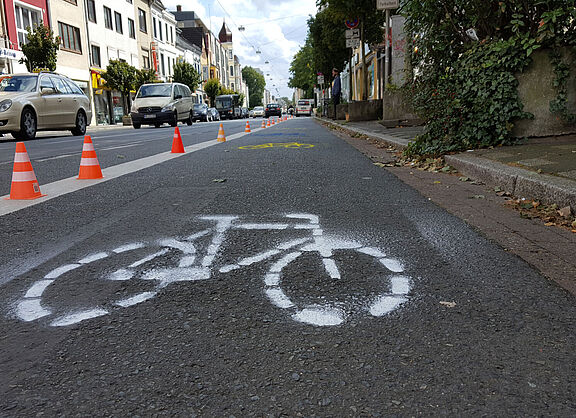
[319,117,576,211]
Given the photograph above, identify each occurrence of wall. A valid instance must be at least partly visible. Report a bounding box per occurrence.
[514,48,576,137]
[347,100,383,122]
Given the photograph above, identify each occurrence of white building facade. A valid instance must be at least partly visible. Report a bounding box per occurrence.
[150,0,177,81]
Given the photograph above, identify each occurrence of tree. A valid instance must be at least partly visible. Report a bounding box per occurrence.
[242,66,266,107]
[204,78,221,106]
[134,68,157,90]
[19,24,60,72]
[172,61,202,92]
[103,60,137,116]
[288,39,316,98]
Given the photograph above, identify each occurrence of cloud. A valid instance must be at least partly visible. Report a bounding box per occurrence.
[162,0,317,98]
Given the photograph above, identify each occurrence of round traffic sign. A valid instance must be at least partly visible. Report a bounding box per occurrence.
[345,18,359,29]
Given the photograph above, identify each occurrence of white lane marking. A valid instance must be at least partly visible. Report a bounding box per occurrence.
[237,224,288,230]
[78,252,109,264]
[107,269,134,281]
[113,243,145,253]
[264,273,280,286]
[129,249,169,267]
[36,154,77,162]
[265,288,295,309]
[51,308,109,326]
[0,129,253,217]
[286,214,319,224]
[17,299,51,321]
[292,307,344,326]
[358,247,386,258]
[322,258,340,279]
[238,249,281,266]
[45,264,81,279]
[391,275,410,295]
[24,280,53,298]
[380,258,404,273]
[277,238,310,250]
[369,296,407,317]
[270,251,301,273]
[115,292,157,307]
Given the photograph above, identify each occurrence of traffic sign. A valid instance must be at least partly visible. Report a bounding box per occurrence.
[345,29,360,39]
[377,0,399,9]
[346,38,360,48]
[317,75,325,85]
[345,18,359,29]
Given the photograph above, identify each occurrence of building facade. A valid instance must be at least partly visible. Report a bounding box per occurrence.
[150,0,177,81]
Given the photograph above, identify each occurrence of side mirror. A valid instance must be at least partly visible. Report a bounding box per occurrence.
[174,94,182,100]
[41,86,56,95]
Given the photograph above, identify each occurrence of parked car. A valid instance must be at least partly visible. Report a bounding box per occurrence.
[192,103,211,122]
[295,99,313,117]
[0,72,92,140]
[264,103,282,118]
[130,82,193,128]
[241,107,249,118]
[252,106,264,117]
[208,107,220,121]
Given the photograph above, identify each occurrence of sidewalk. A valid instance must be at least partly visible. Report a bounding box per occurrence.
[319,118,576,211]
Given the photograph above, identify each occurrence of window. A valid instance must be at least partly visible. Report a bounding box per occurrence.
[230,66,233,77]
[160,53,165,75]
[143,55,150,69]
[15,4,42,47]
[158,19,162,40]
[50,76,71,94]
[103,6,112,29]
[58,22,82,53]
[64,79,84,95]
[114,12,123,34]
[138,9,147,33]
[153,17,157,38]
[64,0,77,5]
[128,18,135,39]
[165,23,168,42]
[229,50,233,60]
[91,44,101,67]
[86,0,96,23]
[126,0,132,3]
[39,76,53,91]
[170,27,173,44]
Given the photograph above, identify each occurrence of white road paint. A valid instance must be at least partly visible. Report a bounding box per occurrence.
[266,288,295,309]
[36,154,76,162]
[107,268,134,281]
[286,214,319,224]
[129,249,169,268]
[115,292,157,307]
[199,216,237,268]
[369,296,408,317]
[142,267,210,287]
[237,224,288,230]
[264,273,280,286]
[114,243,145,253]
[16,299,51,321]
[78,252,109,264]
[219,264,240,273]
[24,280,53,298]
[186,230,211,240]
[45,264,81,279]
[358,247,386,258]
[51,308,109,326]
[179,255,196,268]
[322,258,341,279]
[292,307,344,326]
[158,239,196,254]
[270,252,301,273]
[238,250,281,266]
[380,258,404,273]
[391,275,410,295]
[277,238,310,250]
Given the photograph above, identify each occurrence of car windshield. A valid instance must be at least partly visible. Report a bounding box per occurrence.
[215,97,232,109]
[193,104,204,110]
[0,75,37,93]
[137,84,172,98]
[267,104,278,108]
[254,107,263,111]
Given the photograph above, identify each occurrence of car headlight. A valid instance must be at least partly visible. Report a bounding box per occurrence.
[161,103,175,112]
[130,103,138,113]
[0,99,12,112]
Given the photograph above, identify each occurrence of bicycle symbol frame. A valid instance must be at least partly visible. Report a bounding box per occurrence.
[15,214,411,327]
[238,142,314,150]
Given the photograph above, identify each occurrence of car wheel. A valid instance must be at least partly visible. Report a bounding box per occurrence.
[170,111,178,127]
[186,110,193,126]
[71,110,87,136]
[133,123,141,129]
[18,108,37,140]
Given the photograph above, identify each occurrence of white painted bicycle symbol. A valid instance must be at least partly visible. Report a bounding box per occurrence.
[15,214,412,327]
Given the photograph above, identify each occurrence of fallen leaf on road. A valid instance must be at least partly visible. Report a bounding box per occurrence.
[469,195,485,199]
[572,220,576,228]
[434,181,442,184]
[212,179,227,183]
[494,186,502,192]
[536,169,543,174]
[459,177,470,182]
[439,301,457,308]
[544,222,555,226]
[373,162,386,167]
[117,154,126,159]
[558,206,572,218]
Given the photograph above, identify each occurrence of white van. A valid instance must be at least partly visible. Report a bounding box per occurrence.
[295,99,313,116]
[130,82,193,128]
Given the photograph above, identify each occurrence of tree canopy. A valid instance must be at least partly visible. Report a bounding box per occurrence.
[288,39,315,99]
[19,24,60,72]
[204,78,221,106]
[242,66,266,107]
[103,60,138,116]
[172,61,202,92]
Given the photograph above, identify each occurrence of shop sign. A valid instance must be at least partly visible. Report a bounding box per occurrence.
[377,0,399,9]
[0,47,20,60]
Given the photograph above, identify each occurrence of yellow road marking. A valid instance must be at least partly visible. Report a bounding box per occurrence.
[238,142,314,150]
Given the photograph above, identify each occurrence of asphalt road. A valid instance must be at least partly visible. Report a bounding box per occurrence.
[1,117,575,416]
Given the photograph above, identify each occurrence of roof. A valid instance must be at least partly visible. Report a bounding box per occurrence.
[218,21,232,43]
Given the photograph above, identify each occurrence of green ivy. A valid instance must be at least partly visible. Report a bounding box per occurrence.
[549,49,576,123]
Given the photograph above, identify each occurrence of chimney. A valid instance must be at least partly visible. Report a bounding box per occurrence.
[176,5,182,11]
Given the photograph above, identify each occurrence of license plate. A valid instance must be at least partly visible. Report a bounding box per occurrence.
[144,114,156,119]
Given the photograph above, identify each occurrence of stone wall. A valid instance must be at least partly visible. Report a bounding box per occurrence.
[514,48,576,137]
[347,100,383,121]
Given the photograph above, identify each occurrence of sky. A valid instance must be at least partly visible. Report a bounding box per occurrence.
[162,0,318,99]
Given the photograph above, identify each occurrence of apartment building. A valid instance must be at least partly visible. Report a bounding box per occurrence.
[150,0,177,81]
[133,0,152,70]
[175,34,202,102]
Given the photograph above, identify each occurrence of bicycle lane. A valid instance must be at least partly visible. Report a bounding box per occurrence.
[1,118,575,415]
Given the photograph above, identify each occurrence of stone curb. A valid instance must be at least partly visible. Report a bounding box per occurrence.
[315,117,409,150]
[446,153,576,210]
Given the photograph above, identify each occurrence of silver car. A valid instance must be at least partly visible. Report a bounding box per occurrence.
[0,72,92,140]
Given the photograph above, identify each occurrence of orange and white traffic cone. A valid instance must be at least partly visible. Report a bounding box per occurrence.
[245,121,251,133]
[217,123,226,142]
[7,142,44,200]
[267,119,271,127]
[261,120,266,129]
[77,136,103,179]
[271,118,275,126]
[171,127,185,153]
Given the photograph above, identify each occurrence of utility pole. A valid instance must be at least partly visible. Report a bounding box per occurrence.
[384,8,390,90]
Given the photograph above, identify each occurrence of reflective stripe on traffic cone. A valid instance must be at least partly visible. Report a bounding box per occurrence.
[217,123,226,142]
[245,121,251,133]
[171,127,185,153]
[261,120,266,129]
[8,142,44,200]
[78,136,103,179]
